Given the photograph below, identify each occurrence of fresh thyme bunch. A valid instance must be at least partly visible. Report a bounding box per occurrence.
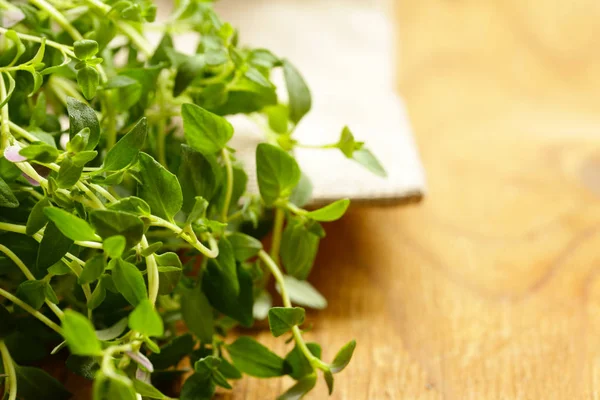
[0,0,384,398]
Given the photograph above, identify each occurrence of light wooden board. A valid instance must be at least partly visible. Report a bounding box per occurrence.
[217,0,600,398]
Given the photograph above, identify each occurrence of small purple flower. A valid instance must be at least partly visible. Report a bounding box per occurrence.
[135,367,151,384]
[23,174,40,186]
[1,9,26,28]
[3,145,26,163]
[126,351,154,372]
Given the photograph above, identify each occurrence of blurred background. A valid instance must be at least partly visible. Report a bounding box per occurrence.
[174,0,600,398]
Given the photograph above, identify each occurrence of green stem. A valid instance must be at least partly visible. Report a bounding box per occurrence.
[0,71,11,151]
[29,0,83,41]
[76,181,105,209]
[100,342,138,386]
[296,143,337,150]
[149,217,219,258]
[0,287,63,334]
[258,250,325,370]
[8,121,38,142]
[285,202,308,216]
[0,27,76,58]
[0,244,64,319]
[0,342,17,400]
[140,236,159,306]
[221,148,234,222]
[74,240,103,249]
[270,208,285,265]
[0,222,27,235]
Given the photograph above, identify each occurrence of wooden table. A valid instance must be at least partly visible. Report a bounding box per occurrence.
[226,1,600,398]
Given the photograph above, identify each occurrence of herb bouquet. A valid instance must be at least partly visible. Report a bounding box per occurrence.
[0,0,385,399]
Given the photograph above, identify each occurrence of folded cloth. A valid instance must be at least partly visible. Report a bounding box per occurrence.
[157,0,426,205]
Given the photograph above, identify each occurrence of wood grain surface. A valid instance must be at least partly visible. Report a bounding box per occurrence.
[223,1,600,399]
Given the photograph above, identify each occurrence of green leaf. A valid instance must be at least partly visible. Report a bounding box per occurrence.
[0,175,18,208]
[68,127,90,153]
[181,284,214,344]
[182,103,233,154]
[282,59,311,124]
[215,238,238,294]
[268,307,305,337]
[74,39,99,60]
[103,76,142,110]
[186,196,209,225]
[44,208,100,242]
[324,369,334,394]
[155,252,182,295]
[149,333,195,370]
[132,379,168,399]
[79,254,106,284]
[227,232,262,262]
[37,221,73,271]
[0,305,16,338]
[77,66,100,100]
[141,241,163,257]
[129,299,164,337]
[87,278,106,310]
[194,356,231,389]
[67,97,100,151]
[108,196,151,216]
[102,118,147,171]
[103,235,126,258]
[14,365,71,400]
[71,150,98,166]
[90,209,144,249]
[150,34,174,66]
[3,30,25,67]
[136,152,182,220]
[202,262,254,327]
[56,156,84,188]
[255,143,301,205]
[218,357,242,380]
[16,280,46,309]
[280,219,320,280]
[178,145,222,212]
[93,372,137,400]
[180,371,215,400]
[26,198,49,235]
[352,147,387,178]
[264,104,289,134]
[226,336,285,378]
[330,340,356,373]
[95,317,128,341]
[31,92,47,127]
[289,172,312,207]
[19,142,59,163]
[174,54,205,97]
[277,375,317,400]
[62,309,103,356]
[48,260,72,276]
[111,258,147,306]
[277,275,327,310]
[284,342,322,380]
[305,199,350,222]
[65,355,100,379]
[336,126,362,158]
[45,282,59,303]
